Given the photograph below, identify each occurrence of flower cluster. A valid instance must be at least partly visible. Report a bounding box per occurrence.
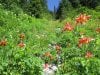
[55,44,61,54]
[76,13,91,24]
[18,41,26,48]
[78,37,94,47]
[44,52,53,60]
[85,51,93,58]
[62,22,73,31]
[18,33,26,48]
[19,33,25,40]
[96,28,100,33]
[0,39,7,46]
[60,13,96,59]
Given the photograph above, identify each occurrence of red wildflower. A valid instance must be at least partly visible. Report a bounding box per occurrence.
[44,52,51,57]
[85,51,93,58]
[18,41,25,48]
[96,28,100,33]
[78,37,94,47]
[19,33,25,40]
[0,39,7,46]
[55,45,61,54]
[55,45,61,50]
[63,22,73,31]
[44,52,54,60]
[76,14,91,24]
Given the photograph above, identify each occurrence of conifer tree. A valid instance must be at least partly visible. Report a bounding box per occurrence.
[69,0,80,8]
[0,0,48,18]
[21,0,48,18]
[80,0,100,8]
[56,0,72,20]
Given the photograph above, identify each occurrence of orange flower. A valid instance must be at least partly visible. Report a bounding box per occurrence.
[44,52,53,60]
[0,39,7,46]
[49,55,54,60]
[44,52,51,57]
[76,14,91,24]
[19,33,25,40]
[55,45,61,54]
[78,37,93,47]
[55,45,61,50]
[63,22,73,31]
[96,28,100,33]
[85,51,93,58]
[18,41,25,48]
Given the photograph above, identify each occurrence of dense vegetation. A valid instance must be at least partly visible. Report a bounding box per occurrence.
[0,0,100,19]
[0,0,100,75]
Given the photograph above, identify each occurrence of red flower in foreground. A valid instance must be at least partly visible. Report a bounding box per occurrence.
[96,28,100,33]
[63,22,73,31]
[78,37,94,47]
[18,41,25,48]
[85,51,93,58]
[0,39,7,46]
[76,14,91,24]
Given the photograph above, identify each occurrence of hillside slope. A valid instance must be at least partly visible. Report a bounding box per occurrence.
[0,5,100,75]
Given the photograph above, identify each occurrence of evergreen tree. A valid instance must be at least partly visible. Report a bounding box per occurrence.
[56,0,72,20]
[28,0,46,18]
[69,0,80,8]
[0,0,48,18]
[0,0,19,8]
[80,0,100,8]
[20,0,48,18]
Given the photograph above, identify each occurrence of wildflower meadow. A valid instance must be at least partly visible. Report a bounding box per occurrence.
[0,0,100,75]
